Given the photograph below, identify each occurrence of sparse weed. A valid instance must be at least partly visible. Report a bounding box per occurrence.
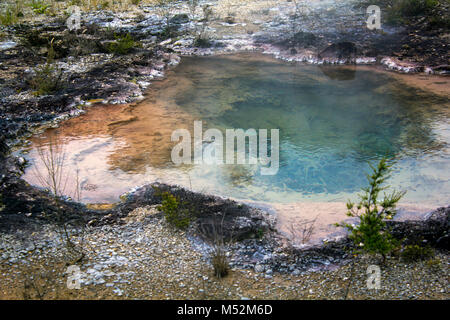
[0,9,17,26]
[287,216,318,246]
[20,263,58,300]
[32,134,87,262]
[211,245,229,278]
[193,4,213,47]
[154,0,177,38]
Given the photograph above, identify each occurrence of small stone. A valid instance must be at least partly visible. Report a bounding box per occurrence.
[113,288,123,296]
[254,264,265,273]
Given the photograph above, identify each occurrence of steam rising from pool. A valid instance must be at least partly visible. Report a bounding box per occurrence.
[20,53,450,241]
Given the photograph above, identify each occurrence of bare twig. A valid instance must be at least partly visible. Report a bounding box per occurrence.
[287,215,318,246]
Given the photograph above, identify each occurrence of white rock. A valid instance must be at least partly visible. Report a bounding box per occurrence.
[254,264,265,273]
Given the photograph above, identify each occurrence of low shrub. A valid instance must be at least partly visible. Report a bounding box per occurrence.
[108,33,141,55]
[388,0,438,24]
[30,63,62,96]
[156,192,192,229]
[335,158,406,261]
[0,1,22,26]
[425,257,442,270]
[30,0,50,15]
[401,244,435,262]
[395,0,438,16]
[256,228,264,239]
[357,0,441,25]
[193,37,212,48]
[427,15,450,30]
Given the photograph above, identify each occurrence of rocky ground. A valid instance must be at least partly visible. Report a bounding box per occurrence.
[0,0,449,299]
[0,205,448,299]
[0,183,448,300]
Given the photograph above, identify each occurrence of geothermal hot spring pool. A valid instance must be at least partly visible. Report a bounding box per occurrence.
[20,53,450,243]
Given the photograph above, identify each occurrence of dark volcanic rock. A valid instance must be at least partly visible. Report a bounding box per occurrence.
[388,206,450,250]
[319,65,356,81]
[169,14,190,25]
[111,183,275,242]
[0,136,8,157]
[319,42,357,62]
[433,65,450,75]
[0,177,101,233]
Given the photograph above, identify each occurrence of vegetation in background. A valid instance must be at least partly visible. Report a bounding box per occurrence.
[155,0,177,37]
[29,39,63,96]
[335,158,406,262]
[0,8,17,26]
[426,14,450,29]
[29,0,49,14]
[28,39,62,95]
[108,33,141,55]
[357,0,444,26]
[187,0,199,20]
[387,0,439,24]
[401,244,435,262]
[0,1,23,26]
[290,0,310,34]
[193,4,213,48]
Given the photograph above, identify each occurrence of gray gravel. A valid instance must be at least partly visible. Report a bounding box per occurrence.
[0,206,448,299]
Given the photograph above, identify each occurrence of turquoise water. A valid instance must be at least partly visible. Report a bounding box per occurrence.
[167,55,449,204]
[22,54,450,205]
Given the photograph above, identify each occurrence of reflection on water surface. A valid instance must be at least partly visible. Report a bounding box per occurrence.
[20,54,450,241]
